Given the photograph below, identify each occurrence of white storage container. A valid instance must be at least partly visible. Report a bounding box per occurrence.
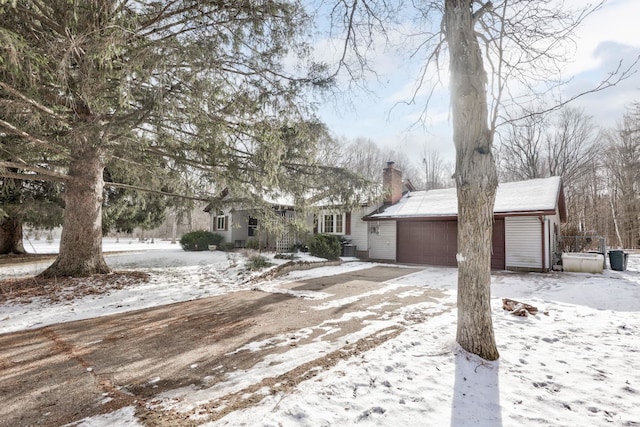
[562,253,604,274]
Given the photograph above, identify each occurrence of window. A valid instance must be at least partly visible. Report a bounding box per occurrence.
[335,214,343,234]
[321,213,345,235]
[323,214,334,233]
[216,214,226,231]
[248,217,258,236]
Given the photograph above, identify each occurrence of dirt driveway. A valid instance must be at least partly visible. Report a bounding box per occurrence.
[0,265,451,426]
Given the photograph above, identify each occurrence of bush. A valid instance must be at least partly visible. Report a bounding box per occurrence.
[245,239,260,250]
[291,243,308,253]
[308,234,341,260]
[274,253,297,260]
[180,230,224,251]
[215,242,235,251]
[246,255,272,271]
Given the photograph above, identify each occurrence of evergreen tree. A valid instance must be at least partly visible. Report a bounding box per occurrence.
[0,0,337,276]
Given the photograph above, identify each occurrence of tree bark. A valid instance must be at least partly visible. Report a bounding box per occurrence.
[445,0,500,361]
[39,148,110,277]
[0,216,27,254]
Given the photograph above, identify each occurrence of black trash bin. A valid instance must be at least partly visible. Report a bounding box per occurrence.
[609,250,627,271]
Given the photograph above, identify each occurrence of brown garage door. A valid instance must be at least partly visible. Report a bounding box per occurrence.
[397,220,458,266]
[397,219,506,269]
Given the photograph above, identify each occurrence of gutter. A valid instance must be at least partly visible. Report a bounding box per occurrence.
[364,210,558,222]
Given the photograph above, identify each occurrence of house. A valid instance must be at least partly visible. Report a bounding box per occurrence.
[205,161,566,272]
[204,163,415,254]
[364,164,567,272]
[204,191,298,252]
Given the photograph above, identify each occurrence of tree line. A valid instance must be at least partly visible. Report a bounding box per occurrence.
[498,104,639,249]
[340,100,640,250]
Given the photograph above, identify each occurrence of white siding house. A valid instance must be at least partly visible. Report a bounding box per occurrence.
[203,163,411,255]
[204,163,566,272]
[344,205,379,257]
[206,199,382,254]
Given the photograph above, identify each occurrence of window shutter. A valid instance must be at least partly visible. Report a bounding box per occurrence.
[224,215,228,231]
[213,217,218,231]
[345,212,351,235]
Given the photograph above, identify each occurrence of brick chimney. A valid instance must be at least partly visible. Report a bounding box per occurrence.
[383,161,403,205]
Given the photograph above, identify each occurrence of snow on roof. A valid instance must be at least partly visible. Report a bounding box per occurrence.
[494,176,562,213]
[369,176,562,219]
[263,192,296,207]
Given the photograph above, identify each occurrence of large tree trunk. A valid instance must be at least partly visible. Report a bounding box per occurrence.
[445,0,499,361]
[0,216,26,254]
[39,149,110,277]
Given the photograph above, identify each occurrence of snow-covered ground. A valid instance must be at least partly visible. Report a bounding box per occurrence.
[1,240,639,426]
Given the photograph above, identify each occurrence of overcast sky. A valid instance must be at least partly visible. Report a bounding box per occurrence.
[313,0,640,166]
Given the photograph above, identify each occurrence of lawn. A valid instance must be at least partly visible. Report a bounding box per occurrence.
[1,239,638,426]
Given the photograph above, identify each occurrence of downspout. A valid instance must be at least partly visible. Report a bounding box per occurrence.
[539,215,546,272]
[546,218,551,270]
[394,220,399,264]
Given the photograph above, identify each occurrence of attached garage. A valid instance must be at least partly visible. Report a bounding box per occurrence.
[396,219,505,269]
[365,176,566,272]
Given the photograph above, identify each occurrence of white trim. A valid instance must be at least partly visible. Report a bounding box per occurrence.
[319,212,346,235]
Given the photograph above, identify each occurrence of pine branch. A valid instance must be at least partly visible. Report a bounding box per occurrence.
[104,181,213,202]
[0,119,71,158]
[0,83,66,121]
[0,169,67,184]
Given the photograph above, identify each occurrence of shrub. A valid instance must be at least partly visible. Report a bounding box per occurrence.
[245,239,260,250]
[274,253,297,260]
[180,230,224,251]
[308,234,341,260]
[291,243,308,253]
[246,255,272,271]
[221,242,236,251]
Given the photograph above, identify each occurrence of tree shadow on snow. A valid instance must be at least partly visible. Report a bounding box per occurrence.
[451,348,502,427]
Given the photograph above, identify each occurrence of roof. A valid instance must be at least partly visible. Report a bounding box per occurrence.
[367,176,566,221]
[204,189,297,212]
[204,187,373,213]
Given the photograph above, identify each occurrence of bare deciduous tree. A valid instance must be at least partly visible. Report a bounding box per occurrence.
[422,147,454,190]
[499,106,599,232]
[603,104,640,248]
[341,138,387,182]
[498,112,546,181]
[339,137,422,186]
[325,0,634,360]
[500,102,639,249]
[546,108,599,185]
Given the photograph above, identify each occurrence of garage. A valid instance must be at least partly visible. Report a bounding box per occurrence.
[366,176,565,272]
[396,219,505,269]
